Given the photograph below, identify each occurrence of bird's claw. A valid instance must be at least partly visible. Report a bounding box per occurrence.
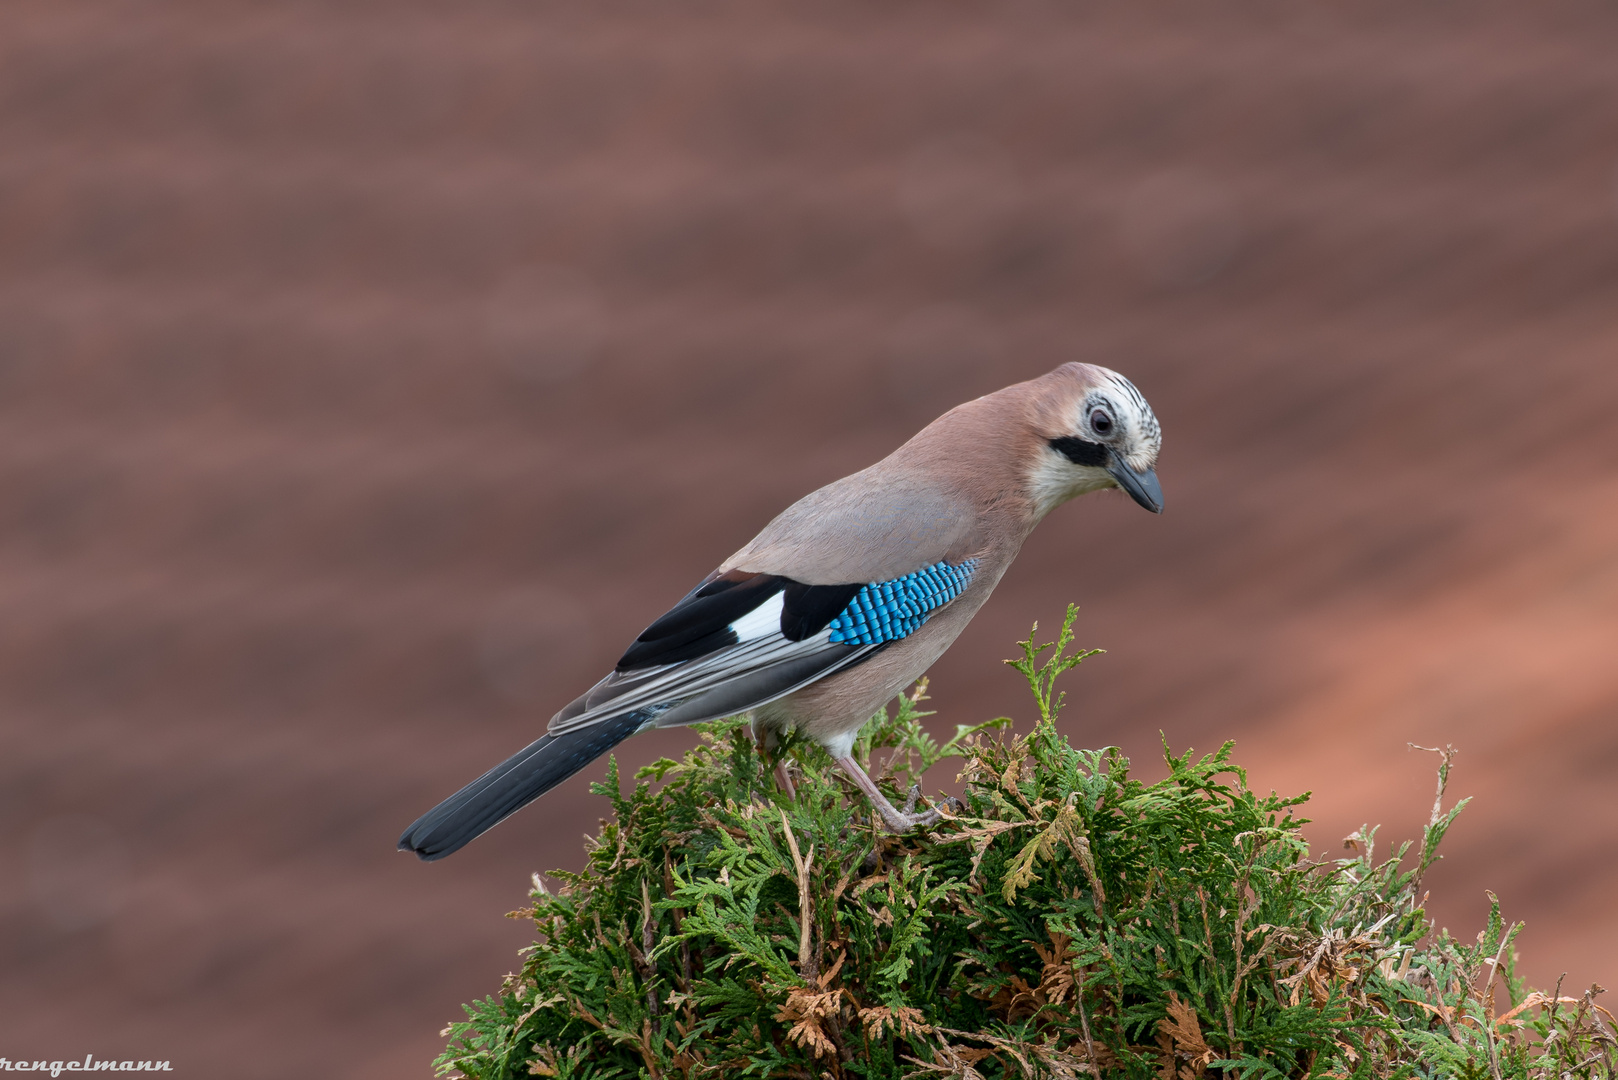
[878,801,943,833]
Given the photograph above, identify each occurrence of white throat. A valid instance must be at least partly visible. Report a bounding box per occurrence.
[1025,451,1115,522]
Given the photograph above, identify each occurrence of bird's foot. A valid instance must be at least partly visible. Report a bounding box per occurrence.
[876,802,943,833]
[833,755,946,833]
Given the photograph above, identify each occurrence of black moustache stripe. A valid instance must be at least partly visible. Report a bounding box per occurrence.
[1048,436,1108,467]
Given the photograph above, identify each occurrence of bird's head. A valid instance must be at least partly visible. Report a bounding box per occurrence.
[1025,363,1163,519]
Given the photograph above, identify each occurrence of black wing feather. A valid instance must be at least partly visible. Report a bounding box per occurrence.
[616,572,787,670]
[616,571,869,668]
[780,581,865,641]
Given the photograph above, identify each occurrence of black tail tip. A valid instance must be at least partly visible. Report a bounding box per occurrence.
[397,827,458,862]
[395,716,646,864]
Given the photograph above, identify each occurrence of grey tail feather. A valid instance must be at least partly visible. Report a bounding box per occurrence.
[397,712,647,862]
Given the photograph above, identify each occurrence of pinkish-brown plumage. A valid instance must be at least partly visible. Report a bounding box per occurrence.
[400,363,1162,858]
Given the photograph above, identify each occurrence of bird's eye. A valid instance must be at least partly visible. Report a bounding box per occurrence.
[1090,409,1114,436]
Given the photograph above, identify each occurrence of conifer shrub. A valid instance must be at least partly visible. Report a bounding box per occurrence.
[435,607,1616,1079]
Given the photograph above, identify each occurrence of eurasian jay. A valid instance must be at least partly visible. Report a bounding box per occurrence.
[400,362,1162,860]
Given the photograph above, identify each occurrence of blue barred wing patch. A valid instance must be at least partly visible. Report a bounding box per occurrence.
[826,559,978,645]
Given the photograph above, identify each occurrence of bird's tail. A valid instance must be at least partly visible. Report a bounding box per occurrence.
[398,713,646,861]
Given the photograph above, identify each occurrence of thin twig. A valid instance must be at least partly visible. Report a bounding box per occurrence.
[780,808,818,982]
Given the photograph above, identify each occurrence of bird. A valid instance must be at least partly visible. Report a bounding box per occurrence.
[399,362,1162,860]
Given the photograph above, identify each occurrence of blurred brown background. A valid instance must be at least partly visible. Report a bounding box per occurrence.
[1,2,1615,1076]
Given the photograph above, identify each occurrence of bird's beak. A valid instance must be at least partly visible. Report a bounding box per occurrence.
[1107,453,1163,514]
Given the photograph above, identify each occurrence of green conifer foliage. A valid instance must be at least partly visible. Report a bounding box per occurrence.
[437,607,1617,1079]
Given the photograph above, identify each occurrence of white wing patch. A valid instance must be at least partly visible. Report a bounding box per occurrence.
[729,590,785,641]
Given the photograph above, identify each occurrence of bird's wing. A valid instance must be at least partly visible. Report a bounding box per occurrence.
[546,559,979,736]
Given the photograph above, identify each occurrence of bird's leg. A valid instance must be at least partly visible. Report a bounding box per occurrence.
[774,759,798,801]
[747,720,799,801]
[833,755,941,832]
